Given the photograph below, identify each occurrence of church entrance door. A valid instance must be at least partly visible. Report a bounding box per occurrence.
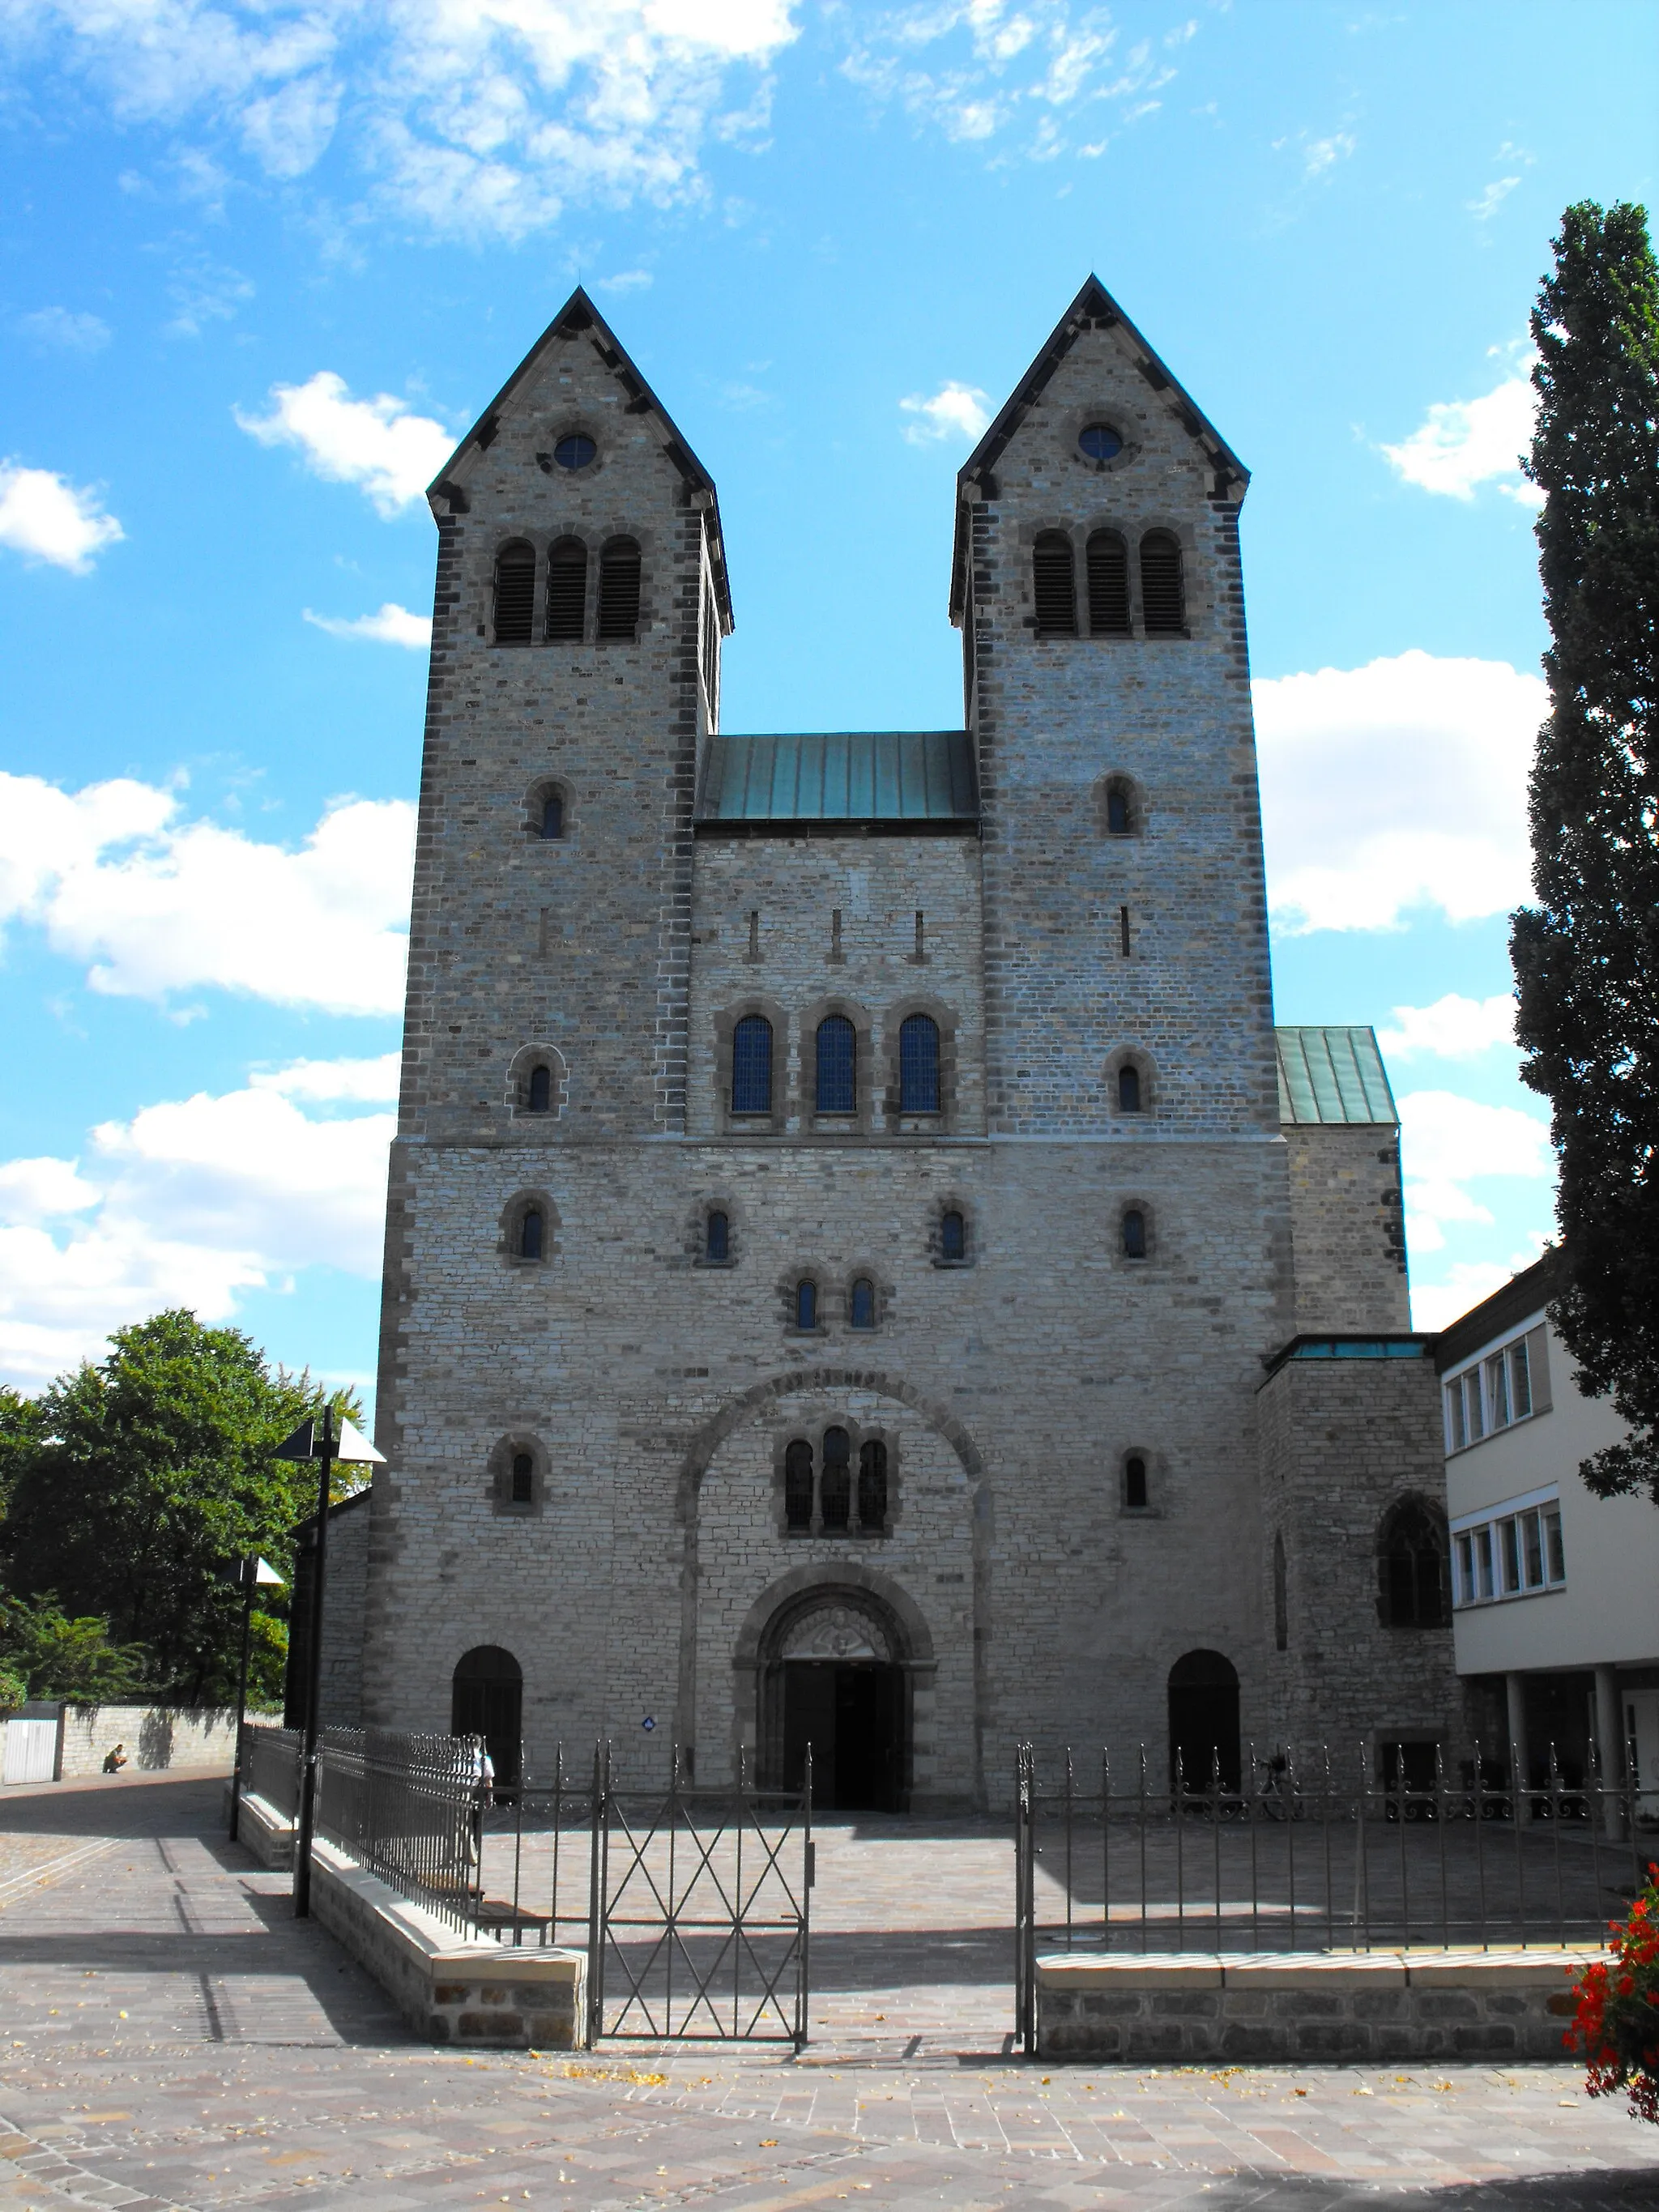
[781,1660,902,1812]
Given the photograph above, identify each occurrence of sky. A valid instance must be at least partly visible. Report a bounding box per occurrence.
[0,0,1653,1414]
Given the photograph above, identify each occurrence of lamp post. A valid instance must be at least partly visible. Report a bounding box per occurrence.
[227,1554,284,1843]
[274,1405,384,1918]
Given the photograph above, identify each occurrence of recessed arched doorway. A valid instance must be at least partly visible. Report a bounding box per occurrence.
[450,1645,522,1791]
[1167,1648,1240,1793]
[760,1592,906,1812]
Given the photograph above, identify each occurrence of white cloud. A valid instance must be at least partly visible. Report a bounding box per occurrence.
[1397,1089,1553,1257]
[899,381,991,445]
[305,602,433,650]
[1302,130,1355,178]
[596,269,653,294]
[1411,1255,1545,1334]
[0,772,414,1016]
[236,372,455,515]
[1376,994,1516,1061]
[0,464,124,572]
[1254,650,1542,934]
[1467,175,1520,222]
[0,1066,394,1387]
[252,1053,401,1102]
[1381,364,1537,501]
[17,307,112,353]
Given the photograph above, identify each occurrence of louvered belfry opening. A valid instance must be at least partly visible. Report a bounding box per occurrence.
[493,540,536,644]
[545,538,587,641]
[597,537,642,639]
[1086,531,1131,634]
[1031,531,1077,637]
[1140,531,1185,635]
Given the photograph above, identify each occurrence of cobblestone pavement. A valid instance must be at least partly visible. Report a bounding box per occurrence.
[2,1777,1658,2211]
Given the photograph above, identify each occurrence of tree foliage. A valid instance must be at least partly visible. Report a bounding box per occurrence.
[1511,201,1659,1502]
[0,1310,362,1704]
[0,1592,153,1703]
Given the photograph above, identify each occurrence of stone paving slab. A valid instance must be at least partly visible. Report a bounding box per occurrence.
[2,1778,1657,2210]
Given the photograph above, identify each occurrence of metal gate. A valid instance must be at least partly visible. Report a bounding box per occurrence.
[586,1743,812,2046]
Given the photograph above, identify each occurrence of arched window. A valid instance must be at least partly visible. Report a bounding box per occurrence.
[1087,531,1131,636]
[519,1208,544,1260]
[705,1208,729,1264]
[731,1015,773,1115]
[545,539,586,641]
[815,1014,856,1114]
[539,791,564,840]
[1122,1208,1147,1260]
[493,540,535,644]
[820,1427,851,1531]
[899,1013,940,1114]
[510,1451,535,1505]
[527,1064,552,1113]
[1117,1063,1142,1113]
[597,538,641,640]
[1273,1532,1288,1652]
[1032,531,1077,637]
[940,1208,966,1263]
[1124,1454,1149,1511]
[1167,1648,1240,1794]
[858,1439,888,1532]
[850,1276,876,1330]
[795,1279,817,1332]
[451,1645,522,1791]
[784,1440,813,1532]
[1379,1498,1449,1628]
[1104,778,1135,836]
[1140,531,1185,636]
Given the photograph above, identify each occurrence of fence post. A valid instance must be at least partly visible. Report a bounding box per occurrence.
[1013,1743,1034,2056]
[586,1740,606,2049]
[798,1741,812,2052]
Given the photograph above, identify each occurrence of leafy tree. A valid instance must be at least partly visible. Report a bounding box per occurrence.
[1512,201,1659,1501]
[0,1592,152,1703]
[0,1311,363,1703]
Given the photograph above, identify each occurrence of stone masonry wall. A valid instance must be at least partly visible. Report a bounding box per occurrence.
[1285,1124,1409,1333]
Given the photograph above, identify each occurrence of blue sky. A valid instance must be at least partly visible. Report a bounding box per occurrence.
[0,0,1653,1409]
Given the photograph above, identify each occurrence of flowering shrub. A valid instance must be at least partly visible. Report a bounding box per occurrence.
[1567,1862,1659,2121]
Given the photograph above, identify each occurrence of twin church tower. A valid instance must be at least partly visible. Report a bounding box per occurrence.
[328,278,1456,1806]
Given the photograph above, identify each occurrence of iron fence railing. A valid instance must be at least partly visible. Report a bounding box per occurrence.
[313,1727,484,1937]
[241,1723,303,1820]
[1015,1738,1653,2054]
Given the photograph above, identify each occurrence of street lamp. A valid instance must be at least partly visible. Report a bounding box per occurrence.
[273,1404,385,1918]
[227,1554,284,1843]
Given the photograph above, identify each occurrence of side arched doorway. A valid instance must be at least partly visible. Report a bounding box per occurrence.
[1167,1648,1240,1793]
[760,1592,906,1813]
[450,1645,522,1791]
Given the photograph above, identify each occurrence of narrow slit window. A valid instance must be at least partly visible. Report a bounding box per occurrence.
[1087,531,1131,635]
[519,1208,544,1261]
[510,1452,534,1505]
[597,538,641,640]
[940,1208,966,1262]
[784,1440,814,1532]
[1522,1509,1544,1588]
[1125,1454,1149,1511]
[705,1209,729,1264]
[527,1064,552,1113]
[820,1428,851,1531]
[1032,531,1077,637]
[858,1440,888,1532]
[899,1013,940,1114]
[850,1276,876,1331]
[1122,1208,1147,1260]
[1106,782,1132,835]
[539,791,564,840]
[493,541,535,644]
[795,1279,817,1332]
[545,539,587,641]
[731,1016,773,1115]
[1117,1063,1142,1113]
[816,1015,856,1114]
[1545,1507,1566,1583]
[1140,531,1185,635]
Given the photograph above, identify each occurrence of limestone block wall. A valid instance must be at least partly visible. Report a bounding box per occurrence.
[1285,1125,1409,1332]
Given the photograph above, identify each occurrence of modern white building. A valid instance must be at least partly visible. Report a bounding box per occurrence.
[1439,1247,1659,1813]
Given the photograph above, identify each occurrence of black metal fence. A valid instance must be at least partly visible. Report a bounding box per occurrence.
[312,1727,484,1937]
[241,1723,303,1819]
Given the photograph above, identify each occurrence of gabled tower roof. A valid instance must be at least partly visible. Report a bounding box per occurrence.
[949,274,1248,624]
[428,285,732,631]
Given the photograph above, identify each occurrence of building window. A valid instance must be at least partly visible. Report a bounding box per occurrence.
[1453,1495,1566,1608]
[940,1208,966,1263]
[784,1440,814,1532]
[1104,777,1136,835]
[1032,531,1077,637]
[705,1208,729,1264]
[1446,1334,1537,1450]
[539,791,564,839]
[597,538,641,640]
[1117,1063,1143,1113]
[510,1451,535,1505]
[493,540,536,644]
[1087,531,1131,635]
[1378,1498,1449,1628]
[783,1431,892,1536]
[795,1279,817,1332]
[1124,1454,1149,1511]
[546,539,586,641]
[1273,1532,1288,1651]
[519,1208,544,1261]
[816,1014,856,1114]
[552,433,596,471]
[850,1276,876,1330]
[1122,1207,1147,1260]
[899,1013,940,1114]
[527,1064,552,1113]
[1140,531,1185,635]
[821,1427,852,1530]
[858,1440,889,1532]
[731,1015,773,1115]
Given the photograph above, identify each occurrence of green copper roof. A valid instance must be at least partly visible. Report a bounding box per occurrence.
[697,731,978,826]
[1276,1026,1398,1126]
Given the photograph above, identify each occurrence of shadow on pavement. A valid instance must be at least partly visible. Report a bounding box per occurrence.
[1209,2172,1659,2210]
[0,1772,227,1839]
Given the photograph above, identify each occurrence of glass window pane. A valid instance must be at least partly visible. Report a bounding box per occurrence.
[1455,1532,1473,1606]
[1446,1384,1465,1451]
[899,1014,940,1113]
[850,1276,875,1330]
[1523,1509,1544,1587]
[1487,1354,1509,1427]
[795,1280,816,1331]
[1474,1525,1494,1599]
[705,1209,728,1264]
[1545,1508,1566,1583]
[821,1427,851,1530]
[1509,1339,1532,1418]
[1499,1517,1521,1593]
[1465,1373,1485,1441]
[784,1441,813,1531]
[816,1015,856,1113]
[940,1209,965,1261]
[857,1439,888,1531]
[732,1016,773,1115]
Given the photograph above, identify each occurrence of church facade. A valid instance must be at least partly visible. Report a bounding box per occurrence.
[339,278,1459,1808]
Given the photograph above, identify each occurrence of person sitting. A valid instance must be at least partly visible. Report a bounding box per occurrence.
[101,1743,128,1774]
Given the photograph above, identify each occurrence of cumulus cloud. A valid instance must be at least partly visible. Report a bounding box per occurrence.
[596,269,653,294]
[1397,1090,1553,1258]
[0,1064,394,1387]
[1410,1255,1547,1334]
[237,372,455,515]
[1375,994,1516,1061]
[1254,650,1542,934]
[0,464,124,572]
[0,772,414,1016]
[899,381,991,445]
[305,602,432,650]
[251,1053,401,1102]
[1381,362,1538,501]
[17,307,112,353]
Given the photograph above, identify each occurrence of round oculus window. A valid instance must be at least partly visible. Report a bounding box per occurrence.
[1078,423,1124,463]
[553,433,597,471]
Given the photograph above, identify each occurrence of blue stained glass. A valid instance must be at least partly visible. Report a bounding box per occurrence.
[940,1209,966,1261]
[1078,423,1123,462]
[899,1013,940,1114]
[850,1277,876,1330]
[816,1015,855,1113]
[520,1208,543,1259]
[706,1209,729,1263]
[795,1279,817,1331]
[1118,1063,1141,1113]
[732,1015,773,1114]
[540,792,563,838]
[554,433,596,470]
[527,1064,551,1112]
[1122,1208,1147,1259]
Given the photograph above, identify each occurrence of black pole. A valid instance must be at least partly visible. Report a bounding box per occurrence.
[228,1560,255,1843]
[293,1404,336,1919]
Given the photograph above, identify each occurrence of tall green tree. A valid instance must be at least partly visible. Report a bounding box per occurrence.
[1511,201,1659,1501]
[0,1311,362,1703]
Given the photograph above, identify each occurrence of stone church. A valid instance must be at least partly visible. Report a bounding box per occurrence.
[309,276,1461,1810]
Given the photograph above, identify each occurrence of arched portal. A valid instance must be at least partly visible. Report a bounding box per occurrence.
[1167,1648,1240,1793]
[450,1645,522,1791]
[758,1587,906,1813]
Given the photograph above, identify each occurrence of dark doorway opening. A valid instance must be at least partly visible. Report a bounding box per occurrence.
[780,1660,902,1811]
[450,1644,522,1792]
[1167,1647,1240,1792]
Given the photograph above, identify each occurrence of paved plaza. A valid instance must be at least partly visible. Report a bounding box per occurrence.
[2,1775,1658,2210]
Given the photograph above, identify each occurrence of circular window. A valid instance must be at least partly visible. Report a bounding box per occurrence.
[553,433,596,471]
[1078,423,1124,463]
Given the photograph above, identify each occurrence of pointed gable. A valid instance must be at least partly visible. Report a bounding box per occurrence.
[949,275,1247,623]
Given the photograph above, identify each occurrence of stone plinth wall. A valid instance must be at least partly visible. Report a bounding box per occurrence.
[58,1704,249,1779]
[226,1787,295,1870]
[1037,1950,1594,2062]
